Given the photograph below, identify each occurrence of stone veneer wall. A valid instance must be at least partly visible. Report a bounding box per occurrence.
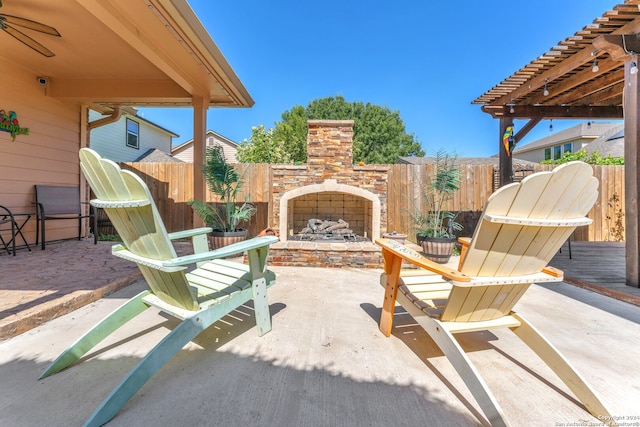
[272,120,389,240]
[268,119,389,267]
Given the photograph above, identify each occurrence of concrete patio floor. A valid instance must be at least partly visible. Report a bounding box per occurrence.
[0,240,639,426]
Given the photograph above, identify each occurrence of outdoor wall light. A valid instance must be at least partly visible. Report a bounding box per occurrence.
[543,79,549,96]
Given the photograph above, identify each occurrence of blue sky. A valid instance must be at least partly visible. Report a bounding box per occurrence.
[137,1,622,158]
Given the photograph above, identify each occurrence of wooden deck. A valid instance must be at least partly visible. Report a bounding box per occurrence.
[551,240,640,305]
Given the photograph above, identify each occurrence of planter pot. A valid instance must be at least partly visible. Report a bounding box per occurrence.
[209,229,248,251]
[420,236,456,264]
[382,232,407,245]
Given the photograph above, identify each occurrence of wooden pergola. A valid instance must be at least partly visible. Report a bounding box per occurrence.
[473,0,640,288]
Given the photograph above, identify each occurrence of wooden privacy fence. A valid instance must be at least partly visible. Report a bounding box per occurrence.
[112,162,625,242]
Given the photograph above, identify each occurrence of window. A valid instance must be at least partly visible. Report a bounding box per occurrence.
[544,148,551,160]
[563,143,572,154]
[554,146,562,159]
[126,119,139,149]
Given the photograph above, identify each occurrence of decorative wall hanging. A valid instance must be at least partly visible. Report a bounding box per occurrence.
[502,125,514,157]
[0,109,30,140]
[0,0,61,57]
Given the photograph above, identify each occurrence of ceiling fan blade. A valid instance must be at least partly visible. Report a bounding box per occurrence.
[3,25,55,57]
[1,13,60,36]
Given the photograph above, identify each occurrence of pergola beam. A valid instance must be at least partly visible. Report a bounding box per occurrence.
[481,105,624,119]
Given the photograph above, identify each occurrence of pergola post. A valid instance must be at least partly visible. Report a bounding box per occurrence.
[498,117,514,187]
[624,56,640,287]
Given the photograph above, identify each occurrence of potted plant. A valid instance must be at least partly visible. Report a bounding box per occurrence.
[188,144,256,249]
[411,149,463,263]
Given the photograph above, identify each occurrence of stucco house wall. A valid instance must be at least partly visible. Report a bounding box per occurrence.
[1,62,83,243]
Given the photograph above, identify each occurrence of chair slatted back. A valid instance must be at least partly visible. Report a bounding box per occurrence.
[441,162,598,322]
[80,148,198,310]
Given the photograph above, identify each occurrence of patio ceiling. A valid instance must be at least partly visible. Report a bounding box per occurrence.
[0,0,253,110]
[473,1,640,120]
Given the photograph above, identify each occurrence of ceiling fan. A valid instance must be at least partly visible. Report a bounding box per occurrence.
[0,0,60,57]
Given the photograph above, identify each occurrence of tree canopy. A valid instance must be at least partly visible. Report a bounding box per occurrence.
[236,96,424,164]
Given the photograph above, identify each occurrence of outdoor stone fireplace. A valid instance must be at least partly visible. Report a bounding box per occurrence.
[267,120,389,267]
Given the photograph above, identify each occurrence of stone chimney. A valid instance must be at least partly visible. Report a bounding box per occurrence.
[307,120,354,171]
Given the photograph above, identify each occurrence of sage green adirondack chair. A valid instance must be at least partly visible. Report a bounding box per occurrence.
[39,148,279,427]
[376,161,615,427]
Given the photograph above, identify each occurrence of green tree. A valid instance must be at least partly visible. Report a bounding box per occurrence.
[236,125,293,164]
[242,96,424,164]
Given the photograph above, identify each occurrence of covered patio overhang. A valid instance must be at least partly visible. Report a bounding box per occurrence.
[0,0,253,226]
[473,0,640,288]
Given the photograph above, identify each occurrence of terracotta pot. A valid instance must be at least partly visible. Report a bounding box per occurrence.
[209,229,248,250]
[382,232,407,245]
[420,236,456,264]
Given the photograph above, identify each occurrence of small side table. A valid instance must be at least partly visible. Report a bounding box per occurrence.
[0,208,33,256]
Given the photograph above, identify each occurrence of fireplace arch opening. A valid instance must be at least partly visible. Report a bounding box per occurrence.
[278,180,381,242]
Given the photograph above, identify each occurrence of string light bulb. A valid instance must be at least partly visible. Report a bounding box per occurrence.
[543,79,549,96]
[549,119,553,132]
[510,105,515,114]
[587,120,592,129]
[631,60,639,75]
[592,60,599,73]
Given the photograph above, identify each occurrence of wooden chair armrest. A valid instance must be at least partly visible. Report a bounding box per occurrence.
[111,244,187,272]
[376,238,470,282]
[167,227,213,240]
[163,235,279,267]
[168,227,214,261]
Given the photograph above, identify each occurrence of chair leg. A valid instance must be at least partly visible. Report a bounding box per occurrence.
[39,290,151,379]
[82,317,206,427]
[417,315,509,427]
[83,293,250,427]
[93,209,98,245]
[84,289,261,427]
[510,312,613,422]
[251,277,271,336]
[40,218,46,250]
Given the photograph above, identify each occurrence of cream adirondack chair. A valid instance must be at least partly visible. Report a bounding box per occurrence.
[377,161,614,427]
[39,148,279,427]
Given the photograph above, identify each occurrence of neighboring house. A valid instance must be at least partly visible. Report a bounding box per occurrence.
[172,130,238,163]
[89,108,179,163]
[512,122,621,162]
[584,124,625,157]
